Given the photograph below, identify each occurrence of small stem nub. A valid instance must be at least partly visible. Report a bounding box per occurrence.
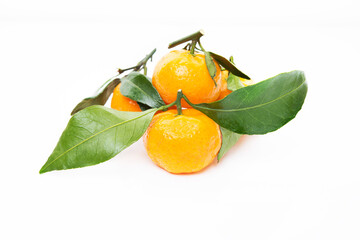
[175,90,183,115]
[229,56,234,64]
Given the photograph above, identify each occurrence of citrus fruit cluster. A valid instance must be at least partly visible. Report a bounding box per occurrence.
[110,32,253,174]
[40,30,307,175]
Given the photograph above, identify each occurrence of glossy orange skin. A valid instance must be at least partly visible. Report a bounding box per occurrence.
[217,70,254,100]
[152,50,222,108]
[111,83,141,112]
[143,109,222,174]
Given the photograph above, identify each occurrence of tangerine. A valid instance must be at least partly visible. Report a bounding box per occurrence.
[152,50,222,108]
[143,108,222,174]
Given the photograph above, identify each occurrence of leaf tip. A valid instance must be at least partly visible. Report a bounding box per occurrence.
[39,165,48,174]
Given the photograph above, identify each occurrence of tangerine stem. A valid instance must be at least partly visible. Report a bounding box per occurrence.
[189,40,197,56]
[168,30,205,49]
[175,90,183,115]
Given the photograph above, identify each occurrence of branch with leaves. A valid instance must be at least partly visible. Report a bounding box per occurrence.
[71,49,157,115]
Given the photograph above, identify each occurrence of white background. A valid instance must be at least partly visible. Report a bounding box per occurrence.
[1,0,359,239]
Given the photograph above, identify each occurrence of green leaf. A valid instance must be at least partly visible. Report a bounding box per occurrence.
[186,70,307,135]
[218,127,242,161]
[204,51,217,86]
[120,72,165,108]
[226,73,245,91]
[40,106,157,174]
[70,77,120,115]
[209,52,250,80]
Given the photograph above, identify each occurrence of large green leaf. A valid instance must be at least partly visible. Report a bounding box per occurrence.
[70,77,120,115]
[120,72,165,108]
[40,106,157,174]
[218,127,242,161]
[186,70,307,135]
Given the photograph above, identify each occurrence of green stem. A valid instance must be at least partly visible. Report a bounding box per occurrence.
[159,102,175,111]
[135,48,156,71]
[118,66,137,74]
[182,94,194,107]
[168,30,204,49]
[158,91,187,114]
[175,90,183,115]
[189,40,197,56]
[118,48,156,74]
[183,43,191,50]
[198,40,206,52]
